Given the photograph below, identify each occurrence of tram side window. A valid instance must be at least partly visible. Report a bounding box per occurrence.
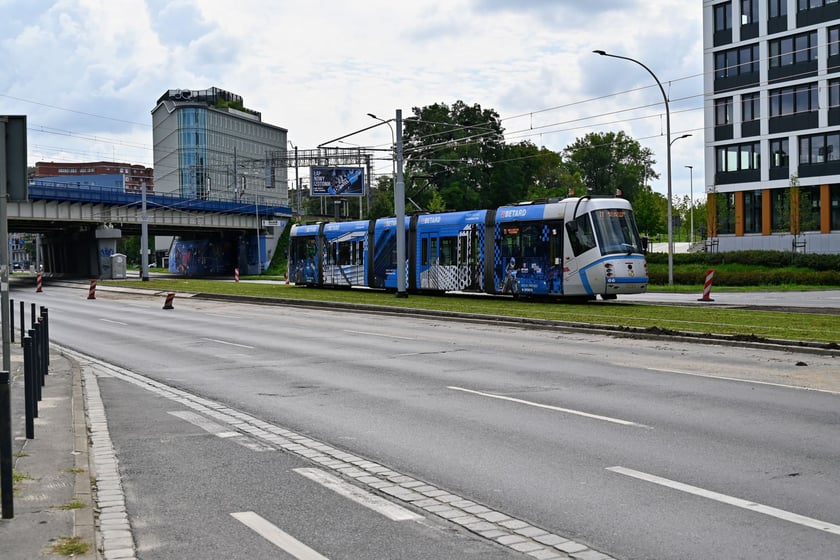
[439,237,457,265]
[500,226,521,261]
[293,238,317,260]
[566,215,596,256]
[521,224,541,257]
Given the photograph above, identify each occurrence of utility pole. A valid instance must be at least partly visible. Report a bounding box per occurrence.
[140,180,149,281]
[395,109,407,298]
[0,119,10,373]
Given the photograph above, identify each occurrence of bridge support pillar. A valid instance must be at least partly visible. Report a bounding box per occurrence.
[95,226,121,279]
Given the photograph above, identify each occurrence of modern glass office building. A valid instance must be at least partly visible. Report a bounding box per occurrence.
[704,0,840,253]
[152,87,288,205]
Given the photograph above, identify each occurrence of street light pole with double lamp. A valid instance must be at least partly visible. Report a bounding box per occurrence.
[594,49,677,285]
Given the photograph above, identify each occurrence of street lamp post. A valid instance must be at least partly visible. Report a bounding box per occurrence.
[367,113,396,180]
[686,165,694,245]
[594,50,677,286]
[368,112,406,297]
[288,140,299,215]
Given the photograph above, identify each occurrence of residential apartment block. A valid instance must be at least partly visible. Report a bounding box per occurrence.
[35,161,154,194]
[704,0,840,253]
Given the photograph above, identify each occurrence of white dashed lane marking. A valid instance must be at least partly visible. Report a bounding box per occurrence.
[295,468,423,521]
[231,511,331,559]
[608,466,840,536]
[449,386,652,428]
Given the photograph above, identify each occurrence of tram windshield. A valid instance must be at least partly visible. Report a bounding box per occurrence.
[591,208,643,255]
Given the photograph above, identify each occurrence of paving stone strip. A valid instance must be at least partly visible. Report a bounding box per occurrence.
[67,347,614,560]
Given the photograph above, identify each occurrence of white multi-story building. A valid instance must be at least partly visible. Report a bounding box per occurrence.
[704,0,840,253]
[152,87,288,205]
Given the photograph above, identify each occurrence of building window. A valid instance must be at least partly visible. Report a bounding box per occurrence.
[798,0,840,9]
[715,2,732,32]
[769,0,788,18]
[830,26,840,56]
[769,31,818,67]
[741,92,760,121]
[831,184,840,229]
[716,142,761,173]
[741,0,758,24]
[715,44,760,78]
[798,185,822,231]
[771,188,790,232]
[770,138,789,168]
[716,97,733,125]
[716,192,736,234]
[830,79,840,107]
[768,83,818,116]
[799,132,840,164]
[743,189,762,233]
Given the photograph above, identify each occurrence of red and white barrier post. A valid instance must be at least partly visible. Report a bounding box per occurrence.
[234,267,239,283]
[698,269,715,302]
[35,272,43,293]
[88,279,97,300]
[163,292,175,310]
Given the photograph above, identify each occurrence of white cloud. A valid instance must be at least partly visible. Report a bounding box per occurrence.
[0,0,707,200]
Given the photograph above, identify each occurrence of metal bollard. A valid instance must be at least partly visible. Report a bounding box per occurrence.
[9,299,14,344]
[33,322,44,390]
[0,370,13,518]
[28,329,41,403]
[40,307,50,370]
[23,335,35,436]
[19,300,24,347]
[30,302,35,328]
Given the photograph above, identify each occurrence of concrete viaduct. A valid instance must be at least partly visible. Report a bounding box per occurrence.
[10,182,292,277]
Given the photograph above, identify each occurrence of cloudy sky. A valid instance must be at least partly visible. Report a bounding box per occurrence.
[1,0,706,200]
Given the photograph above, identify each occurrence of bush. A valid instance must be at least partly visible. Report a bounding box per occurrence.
[646,250,840,271]
[648,267,840,286]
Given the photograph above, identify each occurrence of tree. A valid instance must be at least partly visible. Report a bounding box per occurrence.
[368,175,395,220]
[403,100,506,211]
[633,186,667,237]
[563,131,657,204]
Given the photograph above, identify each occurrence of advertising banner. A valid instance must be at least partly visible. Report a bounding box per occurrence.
[310,167,365,196]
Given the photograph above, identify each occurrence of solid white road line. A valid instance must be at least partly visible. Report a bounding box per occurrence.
[231,511,330,560]
[200,337,255,349]
[647,367,840,395]
[168,411,239,437]
[295,467,423,521]
[344,329,415,340]
[448,386,651,428]
[100,318,129,326]
[607,466,840,536]
[168,411,274,451]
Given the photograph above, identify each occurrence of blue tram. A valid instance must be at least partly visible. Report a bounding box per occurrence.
[288,196,648,300]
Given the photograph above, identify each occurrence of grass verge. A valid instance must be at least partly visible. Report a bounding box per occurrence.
[104,279,840,345]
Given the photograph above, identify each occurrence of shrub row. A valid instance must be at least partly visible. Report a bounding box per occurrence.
[648,268,840,286]
[645,250,840,271]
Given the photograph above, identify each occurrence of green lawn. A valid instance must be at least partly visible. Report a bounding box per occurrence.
[106,278,840,346]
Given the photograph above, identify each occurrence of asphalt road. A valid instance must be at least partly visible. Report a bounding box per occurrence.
[19,285,840,560]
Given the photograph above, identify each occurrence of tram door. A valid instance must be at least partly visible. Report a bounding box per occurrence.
[547,221,563,294]
[419,232,464,291]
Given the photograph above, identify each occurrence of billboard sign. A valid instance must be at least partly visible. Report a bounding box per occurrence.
[310,167,364,197]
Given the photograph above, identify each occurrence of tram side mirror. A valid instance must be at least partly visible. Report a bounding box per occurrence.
[641,236,649,255]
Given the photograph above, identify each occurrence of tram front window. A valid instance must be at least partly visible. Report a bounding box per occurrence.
[591,209,643,255]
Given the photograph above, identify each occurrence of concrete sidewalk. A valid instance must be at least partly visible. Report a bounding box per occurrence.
[0,344,96,559]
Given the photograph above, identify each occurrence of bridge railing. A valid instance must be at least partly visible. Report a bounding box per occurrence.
[27,181,291,217]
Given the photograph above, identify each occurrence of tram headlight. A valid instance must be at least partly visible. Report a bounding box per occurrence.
[604,263,615,278]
